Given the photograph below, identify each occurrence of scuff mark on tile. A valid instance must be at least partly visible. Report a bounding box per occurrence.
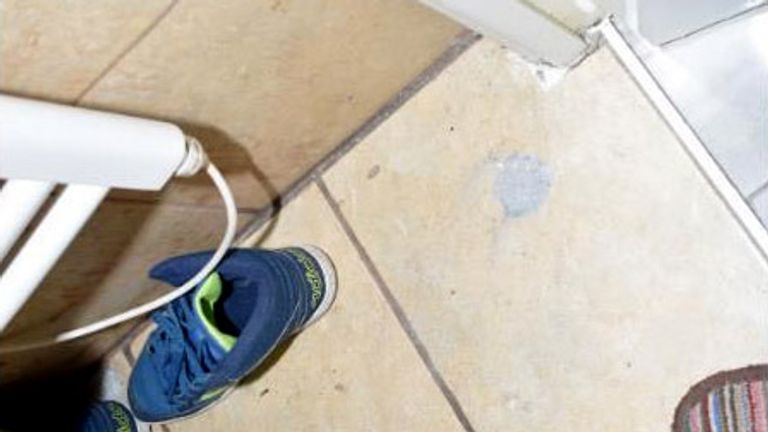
[367,164,381,180]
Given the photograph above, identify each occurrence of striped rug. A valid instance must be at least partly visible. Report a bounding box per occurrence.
[675,365,768,432]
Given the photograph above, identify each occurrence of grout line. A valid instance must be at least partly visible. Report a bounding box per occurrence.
[235,30,481,242]
[115,319,155,366]
[122,344,136,367]
[747,180,768,202]
[235,211,268,240]
[73,0,180,103]
[316,179,476,432]
[104,195,263,214]
[97,318,146,367]
[660,3,768,48]
[97,28,478,376]
[101,196,263,242]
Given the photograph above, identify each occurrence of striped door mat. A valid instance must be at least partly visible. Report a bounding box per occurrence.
[675,365,768,432]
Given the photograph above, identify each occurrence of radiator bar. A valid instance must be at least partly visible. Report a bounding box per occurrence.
[0,184,108,332]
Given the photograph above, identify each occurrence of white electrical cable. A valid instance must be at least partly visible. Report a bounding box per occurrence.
[0,162,237,353]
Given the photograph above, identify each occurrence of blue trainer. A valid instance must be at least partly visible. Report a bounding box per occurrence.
[128,246,337,423]
[78,400,138,432]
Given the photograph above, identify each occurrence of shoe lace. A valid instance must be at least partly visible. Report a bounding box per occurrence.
[147,299,222,405]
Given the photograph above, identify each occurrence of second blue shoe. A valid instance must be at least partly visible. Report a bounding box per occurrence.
[128,246,337,423]
[78,401,138,432]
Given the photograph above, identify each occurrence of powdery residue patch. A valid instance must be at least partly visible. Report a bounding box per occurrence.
[493,153,552,219]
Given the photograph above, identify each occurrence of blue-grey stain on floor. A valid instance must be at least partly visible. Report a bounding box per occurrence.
[494,154,552,218]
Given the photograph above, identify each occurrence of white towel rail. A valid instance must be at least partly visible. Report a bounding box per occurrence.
[0,94,188,334]
[0,179,55,262]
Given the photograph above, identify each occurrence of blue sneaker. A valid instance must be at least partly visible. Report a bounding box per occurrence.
[78,401,138,432]
[128,246,336,423]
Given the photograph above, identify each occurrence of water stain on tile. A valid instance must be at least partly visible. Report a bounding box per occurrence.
[493,154,552,219]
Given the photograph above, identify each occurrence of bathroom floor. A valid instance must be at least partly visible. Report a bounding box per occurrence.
[106,38,768,431]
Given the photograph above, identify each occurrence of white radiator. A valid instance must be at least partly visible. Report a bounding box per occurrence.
[0,94,200,335]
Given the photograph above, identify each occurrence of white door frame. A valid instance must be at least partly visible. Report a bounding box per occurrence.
[419,0,590,67]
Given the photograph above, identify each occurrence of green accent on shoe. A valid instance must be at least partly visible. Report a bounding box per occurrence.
[199,385,229,403]
[106,401,134,432]
[284,248,324,309]
[194,272,237,351]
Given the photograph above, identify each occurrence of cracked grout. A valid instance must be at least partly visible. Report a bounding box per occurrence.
[316,178,477,432]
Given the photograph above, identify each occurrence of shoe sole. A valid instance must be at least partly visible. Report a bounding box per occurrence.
[297,244,338,330]
[146,245,337,425]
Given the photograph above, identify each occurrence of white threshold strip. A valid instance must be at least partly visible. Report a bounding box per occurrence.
[596,17,768,264]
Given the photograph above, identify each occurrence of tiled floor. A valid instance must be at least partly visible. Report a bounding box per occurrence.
[79,0,463,210]
[106,39,768,431]
[0,0,463,381]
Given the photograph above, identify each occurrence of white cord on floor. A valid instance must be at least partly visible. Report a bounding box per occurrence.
[0,162,238,353]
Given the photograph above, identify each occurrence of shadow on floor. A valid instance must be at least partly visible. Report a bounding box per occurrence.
[0,363,101,431]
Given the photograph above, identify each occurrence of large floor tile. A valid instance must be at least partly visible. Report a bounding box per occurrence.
[0,320,133,385]
[79,0,463,211]
[323,39,768,431]
[0,0,172,101]
[167,185,463,431]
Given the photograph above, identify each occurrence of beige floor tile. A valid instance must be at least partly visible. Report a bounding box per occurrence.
[167,185,463,431]
[323,40,768,431]
[0,0,173,101]
[127,321,156,362]
[0,321,133,385]
[104,346,133,382]
[99,330,141,404]
[79,0,462,210]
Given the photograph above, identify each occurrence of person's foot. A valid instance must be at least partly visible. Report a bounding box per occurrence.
[128,246,337,423]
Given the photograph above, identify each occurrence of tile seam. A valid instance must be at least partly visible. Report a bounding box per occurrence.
[74,0,180,103]
[104,196,264,214]
[235,30,481,242]
[316,178,477,432]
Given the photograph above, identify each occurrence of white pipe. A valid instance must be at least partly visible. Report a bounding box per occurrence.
[0,184,108,332]
[596,18,768,262]
[0,94,186,190]
[0,180,55,262]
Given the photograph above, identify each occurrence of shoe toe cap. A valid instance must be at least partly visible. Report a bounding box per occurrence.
[128,349,177,423]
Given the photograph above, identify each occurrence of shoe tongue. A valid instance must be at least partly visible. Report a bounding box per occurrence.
[193,272,237,354]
